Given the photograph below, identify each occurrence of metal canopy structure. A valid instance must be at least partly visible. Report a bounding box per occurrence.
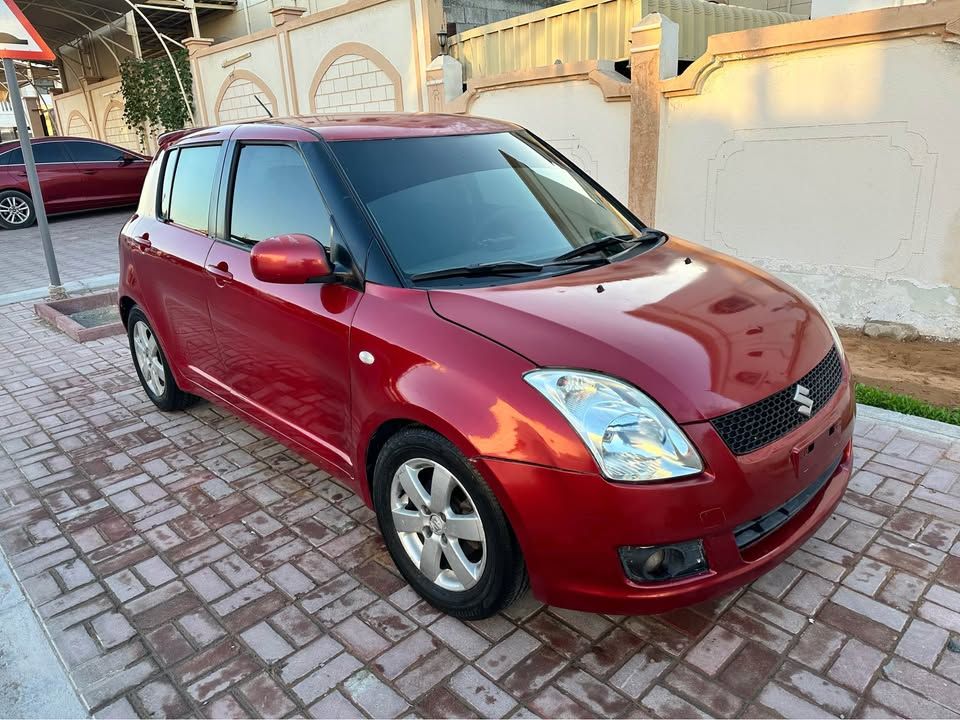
[17,0,236,61]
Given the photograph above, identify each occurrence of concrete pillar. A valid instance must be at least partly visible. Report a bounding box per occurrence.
[627,13,678,225]
[269,5,307,27]
[184,37,215,128]
[425,55,463,111]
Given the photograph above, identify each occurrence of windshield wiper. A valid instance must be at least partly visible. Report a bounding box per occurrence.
[411,261,545,282]
[410,257,606,282]
[554,229,667,261]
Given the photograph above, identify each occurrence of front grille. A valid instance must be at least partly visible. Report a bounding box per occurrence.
[711,346,843,455]
[734,454,842,549]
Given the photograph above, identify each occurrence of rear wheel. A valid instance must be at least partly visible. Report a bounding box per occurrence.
[0,190,34,229]
[373,427,528,619]
[127,306,195,411]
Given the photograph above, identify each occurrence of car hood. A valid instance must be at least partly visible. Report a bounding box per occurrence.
[427,237,836,424]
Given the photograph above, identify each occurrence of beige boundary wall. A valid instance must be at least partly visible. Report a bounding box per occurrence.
[51,78,146,153]
[656,1,960,338]
[189,0,444,125]
[432,1,960,338]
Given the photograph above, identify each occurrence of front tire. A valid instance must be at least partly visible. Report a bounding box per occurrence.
[127,307,195,411]
[373,427,528,619]
[0,190,35,229]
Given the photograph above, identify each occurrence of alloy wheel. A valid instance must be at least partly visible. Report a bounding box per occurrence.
[133,320,166,397]
[390,458,486,591]
[0,195,30,226]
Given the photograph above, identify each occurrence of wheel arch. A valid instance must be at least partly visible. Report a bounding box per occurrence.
[119,295,136,328]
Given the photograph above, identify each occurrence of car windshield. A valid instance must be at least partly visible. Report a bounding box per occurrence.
[330,132,643,281]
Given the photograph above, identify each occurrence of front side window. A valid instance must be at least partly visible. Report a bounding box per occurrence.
[228,144,330,245]
[32,143,71,164]
[66,141,125,162]
[330,132,640,280]
[167,144,220,233]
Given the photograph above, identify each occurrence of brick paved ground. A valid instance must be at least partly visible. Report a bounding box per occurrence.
[0,209,130,296]
[1,299,960,719]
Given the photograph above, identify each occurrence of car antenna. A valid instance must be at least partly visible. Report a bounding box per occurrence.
[254,95,273,118]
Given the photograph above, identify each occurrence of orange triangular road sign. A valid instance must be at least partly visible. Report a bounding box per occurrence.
[0,0,54,62]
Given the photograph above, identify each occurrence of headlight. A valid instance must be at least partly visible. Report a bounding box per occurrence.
[524,370,703,483]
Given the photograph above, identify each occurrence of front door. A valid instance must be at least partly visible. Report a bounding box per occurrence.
[204,140,361,476]
[64,140,147,208]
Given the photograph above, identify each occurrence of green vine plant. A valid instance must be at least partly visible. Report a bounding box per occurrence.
[119,49,193,151]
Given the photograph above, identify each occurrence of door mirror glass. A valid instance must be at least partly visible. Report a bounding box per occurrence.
[250,234,333,284]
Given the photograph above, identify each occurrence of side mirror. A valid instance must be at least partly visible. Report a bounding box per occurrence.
[120,154,136,165]
[250,234,333,284]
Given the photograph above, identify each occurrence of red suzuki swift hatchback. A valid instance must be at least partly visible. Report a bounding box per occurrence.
[119,114,854,619]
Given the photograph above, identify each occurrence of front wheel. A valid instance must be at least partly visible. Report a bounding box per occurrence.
[373,427,528,619]
[0,190,35,229]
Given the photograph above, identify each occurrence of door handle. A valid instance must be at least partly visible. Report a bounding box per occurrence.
[206,262,233,283]
[80,169,96,175]
[133,232,151,249]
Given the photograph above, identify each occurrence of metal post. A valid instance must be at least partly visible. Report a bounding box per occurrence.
[3,58,63,296]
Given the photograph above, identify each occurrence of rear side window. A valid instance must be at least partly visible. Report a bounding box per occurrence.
[167,145,220,233]
[228,144,329,245]
[66,141,125,162]
[1,143,71,165]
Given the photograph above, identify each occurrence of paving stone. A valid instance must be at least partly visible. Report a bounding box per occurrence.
[642,685,711,718]
[686,626,744,675]
[239,620,294,663]
[293,652,362,704]
[828,638,887,692]
[308,689,363,719]
[450,666,517,718]
[896,619,950,668]
[343,669,410,718]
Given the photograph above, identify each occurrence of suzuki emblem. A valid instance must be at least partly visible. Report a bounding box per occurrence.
[793,384,813,416]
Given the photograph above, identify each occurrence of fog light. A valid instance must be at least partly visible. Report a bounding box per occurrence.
[619,540,708,583]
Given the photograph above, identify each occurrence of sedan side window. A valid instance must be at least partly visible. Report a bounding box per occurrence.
[64,141,125,162]
[228,143,330,246]
[32,143,71,164]
[167,145,220,234]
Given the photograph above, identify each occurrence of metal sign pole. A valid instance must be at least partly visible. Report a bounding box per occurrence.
[3,57,63,295]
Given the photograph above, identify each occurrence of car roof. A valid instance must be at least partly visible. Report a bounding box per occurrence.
[163,113,520,148]
[0,135,103,151]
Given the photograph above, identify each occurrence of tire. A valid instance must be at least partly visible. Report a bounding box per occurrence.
[127,306,196,411]
[373,427,529,619]
[0,190,35,229]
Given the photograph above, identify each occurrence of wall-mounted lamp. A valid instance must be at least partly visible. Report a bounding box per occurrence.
[437,27,448,55]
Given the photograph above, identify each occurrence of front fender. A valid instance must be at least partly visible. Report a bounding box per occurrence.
[350,284,597,504]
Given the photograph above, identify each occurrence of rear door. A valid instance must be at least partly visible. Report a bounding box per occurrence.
[126,142,224,384]
[0,141,83,213]
[64,139,147,208]
[203,132,362,476]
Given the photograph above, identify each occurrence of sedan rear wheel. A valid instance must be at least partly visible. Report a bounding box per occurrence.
[373,427,528,619]
[0,190,35,229]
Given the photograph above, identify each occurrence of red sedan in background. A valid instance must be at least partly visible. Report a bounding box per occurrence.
[118,115,854,619]
[0,136,150,229]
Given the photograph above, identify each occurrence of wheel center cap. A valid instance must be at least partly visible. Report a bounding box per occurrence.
[429,514,446,535]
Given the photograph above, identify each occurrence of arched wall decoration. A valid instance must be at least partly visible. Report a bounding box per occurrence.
[214,69,278,123]
[102,100,140,151]
[66,110,93,138]
[309,42,403,114]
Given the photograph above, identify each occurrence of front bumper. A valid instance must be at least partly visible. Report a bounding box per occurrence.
[476,373,855,615]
